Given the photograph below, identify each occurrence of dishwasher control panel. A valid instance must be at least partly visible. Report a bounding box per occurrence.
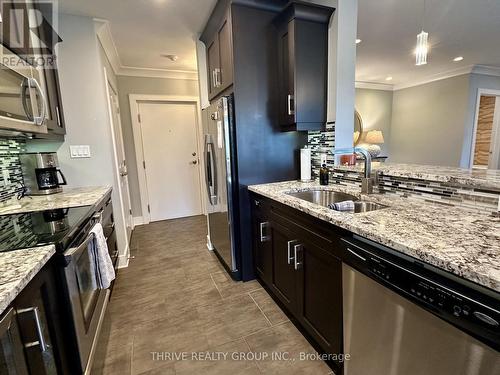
[342,237,500,349]
[367,255,500,333]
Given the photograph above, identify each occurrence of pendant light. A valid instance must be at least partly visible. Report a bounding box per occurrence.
[415,0,429,66]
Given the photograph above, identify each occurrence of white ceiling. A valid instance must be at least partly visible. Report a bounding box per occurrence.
[59,0,217,73]
[356,0,500,88]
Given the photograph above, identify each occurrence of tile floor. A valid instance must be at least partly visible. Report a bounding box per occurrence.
[92,215,332,375]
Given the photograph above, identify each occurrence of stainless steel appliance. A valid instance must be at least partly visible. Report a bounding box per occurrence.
[0,44,48,135]
[341,236,500,375]
[204,96,237,274]
[0,198,117,374]
[0,307,29,374]
[20,152,67,195]
[60,199,116,374]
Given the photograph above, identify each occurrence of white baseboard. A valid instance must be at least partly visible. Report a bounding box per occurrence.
[133,216,144,227]
[117,244,130,269]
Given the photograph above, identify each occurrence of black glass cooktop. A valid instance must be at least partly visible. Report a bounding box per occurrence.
[0,206,94,252]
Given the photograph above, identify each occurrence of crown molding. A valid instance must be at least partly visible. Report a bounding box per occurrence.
[94,18,198,81]
[355,81,394,91]
[471,64,500,77]
[118,66,198,80]
[393,65,474,91]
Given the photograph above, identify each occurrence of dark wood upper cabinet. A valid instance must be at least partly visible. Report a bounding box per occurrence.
[274,1,334,132]
[204,7,234,100]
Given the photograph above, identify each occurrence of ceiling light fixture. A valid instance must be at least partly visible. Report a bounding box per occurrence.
[385,76,393,81]
[415,0,429,66]
[161,54,178,62]
[453,56,464,62]
[356,38,362,44]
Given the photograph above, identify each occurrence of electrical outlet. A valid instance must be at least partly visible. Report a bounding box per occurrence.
[70,145,91,158]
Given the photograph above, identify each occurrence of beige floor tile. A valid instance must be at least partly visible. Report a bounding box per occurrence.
[250,289,289,326]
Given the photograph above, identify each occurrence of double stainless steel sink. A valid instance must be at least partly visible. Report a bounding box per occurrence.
[286,190,387,213]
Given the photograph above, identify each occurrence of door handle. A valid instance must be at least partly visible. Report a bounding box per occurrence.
[287,240,299,265]
[16,307,48,352]
[287,94,294,116]
[294,244,303,270]
[260,222,271,242]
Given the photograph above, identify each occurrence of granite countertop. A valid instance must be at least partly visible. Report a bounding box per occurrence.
[0,186,112,215]
[0,245,55,314]
[334,163,500,191]
[249,180,500,293]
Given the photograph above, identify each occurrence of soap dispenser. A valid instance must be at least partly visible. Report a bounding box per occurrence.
[319,163,329,185]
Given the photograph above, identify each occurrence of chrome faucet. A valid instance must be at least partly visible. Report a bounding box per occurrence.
[334,147,374,194]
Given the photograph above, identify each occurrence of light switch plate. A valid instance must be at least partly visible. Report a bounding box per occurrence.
[70,145,91,158]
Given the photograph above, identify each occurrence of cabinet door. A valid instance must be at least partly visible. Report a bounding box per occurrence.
[270,219,299,314]
[296,239,343,358]
[14,265,61,375]
[0,308,29,374]
[277,20,295,127]
[207,37,220,99]
[217,13,233,92]
[251,199,273,285]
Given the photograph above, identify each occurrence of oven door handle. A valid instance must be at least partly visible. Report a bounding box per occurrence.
[64,233,95,265]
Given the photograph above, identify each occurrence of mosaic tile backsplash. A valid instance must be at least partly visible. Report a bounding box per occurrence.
[307,122,335,177]
[0,138,26,204]
[330,169,500,215]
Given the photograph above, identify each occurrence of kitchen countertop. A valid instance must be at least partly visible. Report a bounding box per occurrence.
[334,163,500,191]
[249,180,500,293]
[0,186,112,215]
[0,245,56,314]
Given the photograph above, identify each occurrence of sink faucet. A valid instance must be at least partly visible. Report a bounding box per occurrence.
[334,147,374,194]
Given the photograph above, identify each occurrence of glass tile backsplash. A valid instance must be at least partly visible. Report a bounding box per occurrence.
[0,138,26,204]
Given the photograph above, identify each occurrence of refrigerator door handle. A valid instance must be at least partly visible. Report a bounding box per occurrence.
[204,135,218,205]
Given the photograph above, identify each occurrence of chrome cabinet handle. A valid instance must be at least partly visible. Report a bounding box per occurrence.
[17,307,48,352]
[260,222,270,242]
[55,105,62,127]
[29,78,47,126]
[294,244,303,270]
[215,68,221,87]
[287,94,294,116]
[212,70,217,88]
[287,240,299,265]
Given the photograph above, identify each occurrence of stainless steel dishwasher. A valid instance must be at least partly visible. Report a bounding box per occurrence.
[341,236,500,375]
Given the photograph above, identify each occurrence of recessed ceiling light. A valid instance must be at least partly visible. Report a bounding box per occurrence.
[161,54,178,62]
[453,56,464,62]
[385,76,393,81]
[356,39,362,44]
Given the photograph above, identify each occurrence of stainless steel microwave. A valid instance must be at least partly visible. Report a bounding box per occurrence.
[0,44,48,135]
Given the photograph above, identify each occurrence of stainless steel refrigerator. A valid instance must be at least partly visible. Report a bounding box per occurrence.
[203,96,237,274]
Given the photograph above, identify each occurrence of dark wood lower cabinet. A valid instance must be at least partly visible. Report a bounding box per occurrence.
[250,192,344,373]
[14,260,70,375]
[297,239,343,357]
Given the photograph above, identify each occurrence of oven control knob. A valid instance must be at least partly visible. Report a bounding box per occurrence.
[453,305,462,316]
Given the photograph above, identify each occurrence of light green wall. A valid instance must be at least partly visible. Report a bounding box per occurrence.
[355,88,393,156]
[389,74,470,167]
[116,76,199,217]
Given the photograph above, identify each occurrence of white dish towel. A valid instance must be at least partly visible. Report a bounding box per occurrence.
[90,223,115,289]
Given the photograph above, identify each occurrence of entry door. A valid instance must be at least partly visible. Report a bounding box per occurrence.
[138,101,202,222]
[108,85,133,240]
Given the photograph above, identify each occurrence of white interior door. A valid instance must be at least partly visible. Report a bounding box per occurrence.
[138,101,202,222]
[108,85,133,239]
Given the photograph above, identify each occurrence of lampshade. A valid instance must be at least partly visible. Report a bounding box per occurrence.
[365,130,384,144]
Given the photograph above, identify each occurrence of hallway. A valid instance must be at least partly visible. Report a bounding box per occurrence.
[93,216,332,375]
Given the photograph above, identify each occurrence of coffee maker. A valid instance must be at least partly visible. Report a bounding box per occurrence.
[20,153,67,195]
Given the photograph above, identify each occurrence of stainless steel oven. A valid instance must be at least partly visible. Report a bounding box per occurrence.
[0,44,48,135]
[62,202,114,375]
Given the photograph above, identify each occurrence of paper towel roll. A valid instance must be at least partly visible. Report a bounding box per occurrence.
[300,147,311,181]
